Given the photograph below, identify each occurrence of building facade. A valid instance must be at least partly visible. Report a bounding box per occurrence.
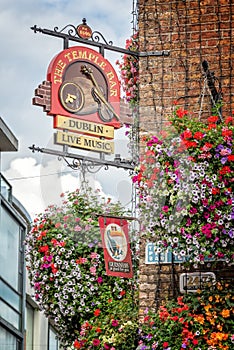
[138,0,234,315]
[0,118,60,350]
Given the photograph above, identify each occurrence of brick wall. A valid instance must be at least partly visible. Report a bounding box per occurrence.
[138,0,234,134]
[138,0,234,316]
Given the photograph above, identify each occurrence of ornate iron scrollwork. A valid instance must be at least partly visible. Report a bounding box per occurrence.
[91,31,113,46]
[54,24,77,37]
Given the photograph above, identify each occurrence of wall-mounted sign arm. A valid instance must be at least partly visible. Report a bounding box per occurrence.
[31,23,170,58]
[29,145,136,171]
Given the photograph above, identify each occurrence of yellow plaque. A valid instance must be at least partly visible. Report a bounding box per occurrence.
[54,115,114,139]
[55,130,114,154]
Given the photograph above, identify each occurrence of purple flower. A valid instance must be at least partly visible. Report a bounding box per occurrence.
[215,144,224,151]
[221,157,228,164]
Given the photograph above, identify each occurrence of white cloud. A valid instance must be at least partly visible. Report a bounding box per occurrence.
[3,156,113,219]
[0,0,135,219]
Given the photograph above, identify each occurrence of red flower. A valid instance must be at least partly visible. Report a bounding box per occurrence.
[163,342,169,348]
[225,116,233,124]
[74,340,81,349]
[219,166,231,175]
[51,263,58,274]
[207,123,217,130]
[212,188,220,195]
[176,107,188,118]
[95,327,102,333]
[39,245,49,253]
[92,338,101,346]
[207,115,219,123]
[228,154,234,161]
[94,309,101,316]
[183,129,192,139]
[222,128,233,138]
[120,290,126,296]
[171,316,179,321]
[201,142,213,151]
[193,131,204,140]
[183,140,198,148]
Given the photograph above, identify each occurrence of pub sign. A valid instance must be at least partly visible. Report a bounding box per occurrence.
[47,46,121,128]
[98,217,133,278]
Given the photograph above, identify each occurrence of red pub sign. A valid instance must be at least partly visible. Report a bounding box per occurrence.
[98,216,133,278]
[47,46,121,129]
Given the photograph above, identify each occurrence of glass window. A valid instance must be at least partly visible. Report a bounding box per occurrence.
[0,207,20,290]
[0,300,20,329]
[25,305,34,350]
[0,326,17,350]
[48,326,59,350]
[0,174,12,202]
[0,279,21,311]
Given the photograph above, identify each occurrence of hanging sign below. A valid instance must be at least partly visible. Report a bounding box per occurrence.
[98,217,133,278]
[54,115,114,139]
[55,130,114,154]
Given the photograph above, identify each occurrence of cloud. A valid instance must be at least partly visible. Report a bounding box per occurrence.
[3,156,114,219]
[0,0,135,219]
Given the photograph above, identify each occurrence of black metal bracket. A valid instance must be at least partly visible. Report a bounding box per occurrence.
[29,145,136,172]
[202,60,222,120]
[31,22,170,57]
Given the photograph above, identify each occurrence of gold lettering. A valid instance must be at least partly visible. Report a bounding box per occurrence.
[54,77,62,84]
[64,53,72,62]
[99,61,106,70]
[54,67,63,77]
[110,90,117,96]
[106,71,115,80]
[88,53,98,62]
[110,80,117,89]
[78,50,87,59]
[53,59,66,84]
[72,51,78,60]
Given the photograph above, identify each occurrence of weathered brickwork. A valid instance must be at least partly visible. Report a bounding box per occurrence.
[138,0,234,316]
[138,0,234,134]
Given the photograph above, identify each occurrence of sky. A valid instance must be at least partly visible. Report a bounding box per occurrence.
[0,0,135,219]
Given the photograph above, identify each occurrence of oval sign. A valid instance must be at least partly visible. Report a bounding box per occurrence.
[77,24,92,39]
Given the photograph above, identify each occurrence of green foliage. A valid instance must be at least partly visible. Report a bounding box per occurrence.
[25,187,139,349]
[139,282,234,349]
[133,108,234,266]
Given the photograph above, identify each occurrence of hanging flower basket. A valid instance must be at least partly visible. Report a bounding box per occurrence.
[116,33,139,107]
[133,108,234,266]
[25,187,139,349]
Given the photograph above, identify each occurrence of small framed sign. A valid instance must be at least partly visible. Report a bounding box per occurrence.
[145,243,184,264]
[180,272,216,293]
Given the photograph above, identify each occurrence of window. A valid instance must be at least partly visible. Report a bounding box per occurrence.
[0,326,18,350]
[48,326,60,350]
[0,206,20,290]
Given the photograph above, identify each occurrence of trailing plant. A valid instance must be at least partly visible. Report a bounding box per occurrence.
[133,107,234,266]
[116,32,139,107]
[25,187,139,349]
[138,281,234,350]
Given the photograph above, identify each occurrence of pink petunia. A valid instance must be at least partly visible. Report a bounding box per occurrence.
[92,339,101,346]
